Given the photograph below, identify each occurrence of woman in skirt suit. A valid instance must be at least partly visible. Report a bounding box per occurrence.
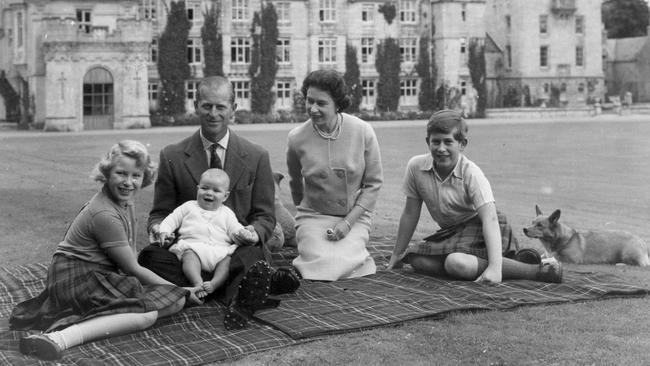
[287,70,383,281]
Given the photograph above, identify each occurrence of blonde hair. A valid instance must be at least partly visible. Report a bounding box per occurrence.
[91,140,157,188]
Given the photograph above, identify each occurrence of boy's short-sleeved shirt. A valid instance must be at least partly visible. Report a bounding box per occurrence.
[403,153,494,229]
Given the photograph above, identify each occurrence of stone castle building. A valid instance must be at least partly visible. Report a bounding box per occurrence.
[0,0,605,130]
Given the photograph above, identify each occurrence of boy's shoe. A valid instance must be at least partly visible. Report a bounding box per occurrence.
[223,260,272,330]
[269,267,301,295]
[513,248,542,264]
[537,261,563,283]
[19,334,63,360]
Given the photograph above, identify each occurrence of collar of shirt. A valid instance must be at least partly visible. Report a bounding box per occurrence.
[200,129,229,165]
[419,154,465,182]
[200,128,230,151]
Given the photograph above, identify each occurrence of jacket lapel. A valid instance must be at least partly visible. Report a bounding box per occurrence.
[183,131,208,185]
[223,131,248,189]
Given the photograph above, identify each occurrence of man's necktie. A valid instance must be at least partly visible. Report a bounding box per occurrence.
[209,144,222,169]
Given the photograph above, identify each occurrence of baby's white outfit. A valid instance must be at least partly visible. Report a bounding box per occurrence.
[159,201,244,272]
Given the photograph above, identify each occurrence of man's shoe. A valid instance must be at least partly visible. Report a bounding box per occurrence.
[223,260,272,330]
[513,248,542,264]
[19,334,63,360]
[270,267,301,295]
[537,261,563,283]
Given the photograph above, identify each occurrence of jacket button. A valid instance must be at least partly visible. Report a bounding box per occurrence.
[336,170,344,178]
[319,171,327,179]
[338,199,346,206]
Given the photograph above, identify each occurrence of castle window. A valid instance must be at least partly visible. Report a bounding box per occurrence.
[399,0,416,23]
[361,37,374,64]
[231,37,251,64]
[76,9,92,33]
[318,38,337,64]
[319,0,336,22]
[399,37,417,63]
[232,0,249,21]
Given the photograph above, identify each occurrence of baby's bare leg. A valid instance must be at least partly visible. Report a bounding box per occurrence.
[203,256,231,294]
[181,250,203,287]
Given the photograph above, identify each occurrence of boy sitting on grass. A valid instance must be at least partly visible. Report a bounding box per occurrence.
[386,110,562,284]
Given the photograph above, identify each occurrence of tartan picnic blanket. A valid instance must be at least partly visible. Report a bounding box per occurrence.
[0,239,648,365]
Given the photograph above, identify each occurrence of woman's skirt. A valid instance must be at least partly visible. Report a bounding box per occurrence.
[401,211,519,262]
[292,207,376,281]
[10,254,188,332]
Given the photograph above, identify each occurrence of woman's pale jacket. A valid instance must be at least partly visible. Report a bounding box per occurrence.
[286,113,383,216]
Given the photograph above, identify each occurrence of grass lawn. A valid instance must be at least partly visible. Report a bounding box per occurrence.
[1,117,649,365]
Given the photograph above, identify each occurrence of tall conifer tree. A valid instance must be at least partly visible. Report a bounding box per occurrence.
[344,44,362,113]
[202,2,223,76]
[249,3,278,114]
[375,38,401,112]
[158,1,191,117]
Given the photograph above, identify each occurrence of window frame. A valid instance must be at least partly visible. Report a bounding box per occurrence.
[399,37,417,63]
[276,38,291,64]
[361,3,375,23]
[539,14,548,35]
[399,0,416,23]
[361,37,374,64]
[187,38,202,64]
[318,38,337,64]
[232,0,249,22]
[231,37,251,64]
[76,9,92,33]
[540,45,549,68]
[319,0,336,22]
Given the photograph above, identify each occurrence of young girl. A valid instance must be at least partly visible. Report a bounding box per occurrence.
[153,168,257,298]
[387,110,562,284]
[11,140,201,361]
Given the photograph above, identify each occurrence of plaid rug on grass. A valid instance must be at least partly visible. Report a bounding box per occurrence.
[0,263,304,366]
[255,269,649,339]
[0,239,647,365]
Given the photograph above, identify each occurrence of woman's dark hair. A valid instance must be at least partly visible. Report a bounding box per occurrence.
[300,69,351,111]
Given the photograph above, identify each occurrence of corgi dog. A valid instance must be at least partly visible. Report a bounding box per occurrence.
[523,205,649,266]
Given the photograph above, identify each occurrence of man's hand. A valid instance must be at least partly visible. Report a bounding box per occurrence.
[232,225,259,246]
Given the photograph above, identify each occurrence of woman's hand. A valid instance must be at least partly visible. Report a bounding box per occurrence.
[326,219,352,241]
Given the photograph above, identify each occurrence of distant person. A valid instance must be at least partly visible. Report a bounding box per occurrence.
[138,76,300,330]
[11,140,201,361]
[386,110,562,284]
[153,168,258,299]
[287,69,383,281]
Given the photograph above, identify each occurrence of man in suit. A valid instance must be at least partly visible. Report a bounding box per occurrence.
[138,76,299,330]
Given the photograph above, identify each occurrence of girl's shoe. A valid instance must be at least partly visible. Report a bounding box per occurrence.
[19,334,63,360]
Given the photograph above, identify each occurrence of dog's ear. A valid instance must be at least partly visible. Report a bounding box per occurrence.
[535,205,543,216]
[549,209,561,224]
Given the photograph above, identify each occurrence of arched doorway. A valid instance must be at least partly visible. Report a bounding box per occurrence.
[83,67,114,130]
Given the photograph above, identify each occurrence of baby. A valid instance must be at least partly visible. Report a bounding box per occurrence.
[154,168,257,298]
